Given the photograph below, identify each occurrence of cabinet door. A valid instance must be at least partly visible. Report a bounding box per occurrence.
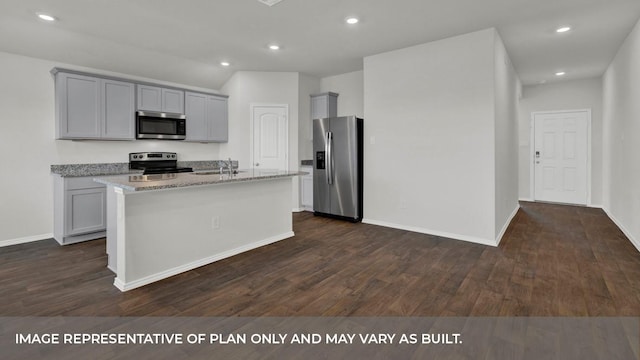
[207,96,228,142]
[56,73,101,139]
[310,93,338,120]
[185,92,208,141]
[310,95,327,120]
[301,174,314,209]
[102,79,135,139]
[162,88,184,114]
[137,85,162,111]
[65,187,107,236]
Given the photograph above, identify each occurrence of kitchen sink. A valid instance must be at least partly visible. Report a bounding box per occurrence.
[193,171,222,175]
[193,170,245,175]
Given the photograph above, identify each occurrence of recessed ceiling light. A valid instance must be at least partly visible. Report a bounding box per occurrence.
[37,13,56,22]
[256,0,284,6]
[269,44,280,50]
[346,17,359,25]
[556,26,571,33]
[555,71,566,76]
[220,61,230,67]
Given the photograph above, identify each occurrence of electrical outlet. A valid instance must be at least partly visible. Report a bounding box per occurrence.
[211,216,220,230]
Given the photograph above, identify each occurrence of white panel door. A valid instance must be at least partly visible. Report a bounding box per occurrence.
[251,105,288,170]
[533,111,588,205]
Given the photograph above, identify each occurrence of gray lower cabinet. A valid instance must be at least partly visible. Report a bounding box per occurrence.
[137,85,185,114]
[185,92,228,142]
[53,175,107,245]
[55,71,135,140]
[300,166,313,211]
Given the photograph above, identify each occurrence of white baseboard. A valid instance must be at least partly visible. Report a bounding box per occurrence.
[114,231,295,292]
[0,233,53,247]
[292,208,304,213]
[495,205,520,246]
[520,198,604,209]
[602,207,640,253]
[362,219,497,247]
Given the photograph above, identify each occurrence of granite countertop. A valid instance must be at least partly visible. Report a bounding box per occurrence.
[51,160,238,177]
[50,163,141,177]
[93,169,308,192]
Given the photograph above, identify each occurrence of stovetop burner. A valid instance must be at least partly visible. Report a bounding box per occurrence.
[129,152,193,175]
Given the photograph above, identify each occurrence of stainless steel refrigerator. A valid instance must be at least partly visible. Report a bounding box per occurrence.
[313,116,363,222]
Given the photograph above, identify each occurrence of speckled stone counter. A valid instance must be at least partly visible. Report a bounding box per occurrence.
[50,160,238,177]
[94,169,307,192]
[180,160,238,171]
[50,163,140,177]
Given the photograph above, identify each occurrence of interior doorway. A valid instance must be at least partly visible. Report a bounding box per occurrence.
[250,104,289,170]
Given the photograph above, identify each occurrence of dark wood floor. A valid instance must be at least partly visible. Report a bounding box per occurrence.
[2,201,640,316]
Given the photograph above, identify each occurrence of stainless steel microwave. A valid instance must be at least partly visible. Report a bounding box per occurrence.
[136,111,186,140]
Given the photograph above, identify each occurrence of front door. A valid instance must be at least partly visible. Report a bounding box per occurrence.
[533,110,589,205]
[251,104,288,170]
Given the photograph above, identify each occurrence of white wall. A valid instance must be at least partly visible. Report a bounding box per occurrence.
[220,71,301,209]
[0,51,224,244]
[298,74,321,162]
[320,70,364,118]
[602,18,640,250]
[518,77,603,205]
[493,31,521,242]
[363,29,499,245]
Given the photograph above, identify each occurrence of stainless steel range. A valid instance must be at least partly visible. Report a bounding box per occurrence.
[129,152,193,175]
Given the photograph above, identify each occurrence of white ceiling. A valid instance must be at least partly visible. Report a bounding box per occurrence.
[1,0,639,89]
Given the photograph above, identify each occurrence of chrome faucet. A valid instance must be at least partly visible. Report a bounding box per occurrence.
[226,158,233,176]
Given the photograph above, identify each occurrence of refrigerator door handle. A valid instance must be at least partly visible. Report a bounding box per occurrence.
[326,131,333,185]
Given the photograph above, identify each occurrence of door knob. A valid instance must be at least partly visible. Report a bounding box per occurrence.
[255,162,260,166]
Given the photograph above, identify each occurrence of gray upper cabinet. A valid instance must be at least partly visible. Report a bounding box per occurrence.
[102,79,135,139]
[185,92,208,142]
[56,72,101,139]
[137,85,184,114]
[185,92,228,142]
[207,95,228,142]
[162,88,185,114]
[137,85,162,111]
[55,71,135,140]
[310,92,338,120]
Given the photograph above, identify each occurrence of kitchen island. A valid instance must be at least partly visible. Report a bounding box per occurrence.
[94,169,304,292]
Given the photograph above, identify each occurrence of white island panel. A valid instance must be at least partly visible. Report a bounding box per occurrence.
[111,177,293,291]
